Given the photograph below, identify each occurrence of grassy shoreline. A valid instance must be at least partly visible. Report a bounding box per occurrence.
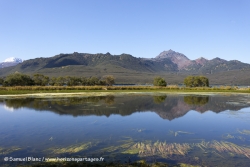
[0,85,250,96]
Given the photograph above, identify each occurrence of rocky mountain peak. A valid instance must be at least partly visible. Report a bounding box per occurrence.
[195,57,208,65]
[155,50,192,70]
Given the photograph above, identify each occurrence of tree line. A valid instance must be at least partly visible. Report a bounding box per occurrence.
[0,73,115,86]
[153,75,209,87]
[0,73,209,87]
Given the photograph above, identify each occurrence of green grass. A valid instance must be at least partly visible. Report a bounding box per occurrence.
[0,86,250,95]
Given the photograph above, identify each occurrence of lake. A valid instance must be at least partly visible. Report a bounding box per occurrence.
[1,93,250,166]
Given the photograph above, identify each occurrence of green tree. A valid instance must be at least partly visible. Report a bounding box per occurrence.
[184,76,209,87]
[65,76,82,86]
[33,74,49,86]
[3,73,34,86]
[55,77,66,86]
[81,77,87,86]
[98,79,106,86]
[87,77,99,86]
[49,77,57,86]
[0,77,4,85]
[199,76,209,87]
[184,76,194,87]
[153,77,167,86]
[103,75,115,86]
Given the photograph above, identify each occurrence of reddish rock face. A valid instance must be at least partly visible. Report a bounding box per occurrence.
[155,50,193,70]
[195,57,208,65]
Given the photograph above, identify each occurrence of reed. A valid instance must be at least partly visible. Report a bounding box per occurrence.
[0,85,250,95]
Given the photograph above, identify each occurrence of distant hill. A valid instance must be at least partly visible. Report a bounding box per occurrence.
[0,50,250,85]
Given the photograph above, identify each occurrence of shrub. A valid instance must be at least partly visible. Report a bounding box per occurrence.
[184,76,209,87]
[153,77,167,86]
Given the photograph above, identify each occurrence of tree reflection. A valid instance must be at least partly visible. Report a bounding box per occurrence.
[184,96,209,106]
[1,94,250,120]
[153,96,167,104]
[3,96,115,109]
[104,95,115,105]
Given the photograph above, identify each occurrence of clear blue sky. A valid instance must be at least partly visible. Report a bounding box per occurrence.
[1,0,250,63]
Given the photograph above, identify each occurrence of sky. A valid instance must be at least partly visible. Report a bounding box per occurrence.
[0,0,250,63]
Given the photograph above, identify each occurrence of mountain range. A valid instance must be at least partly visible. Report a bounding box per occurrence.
[0,50,250,85]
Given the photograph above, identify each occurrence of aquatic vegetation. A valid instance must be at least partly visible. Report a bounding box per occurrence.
[169,130,194,137]
[122,148,140,154]
[222,133,246,141]
[211,141,250,158]
[212,151,225,159]
[0,146,21,155]
[125,140,250,159]
[47,142,97,154]
[101,138,135,154]
[178,163,201,167]
[129,141,191,157]
[237,129,250,135]
[195,140,250,159]
[132,128,146,133]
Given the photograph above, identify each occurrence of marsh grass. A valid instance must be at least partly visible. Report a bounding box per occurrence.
[0,85,250,95]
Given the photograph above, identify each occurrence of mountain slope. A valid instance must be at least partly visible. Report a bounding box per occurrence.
[0,52,178,75]
[0,50,250,85]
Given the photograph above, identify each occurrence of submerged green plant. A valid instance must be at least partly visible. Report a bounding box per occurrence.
[0,146,21,155]
[47,142,97,154]
[194,140,250,159]
[169,130,194,137]
[237,129,250,135]
[127,141,191,157]
[222,133,246,141]
[178,163,201,167]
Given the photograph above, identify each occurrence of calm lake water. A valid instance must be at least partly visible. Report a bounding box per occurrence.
[1,93,250,166]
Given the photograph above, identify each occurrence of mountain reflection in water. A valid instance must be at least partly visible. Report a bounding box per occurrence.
[1,94,250,166]
[1,94,250,120]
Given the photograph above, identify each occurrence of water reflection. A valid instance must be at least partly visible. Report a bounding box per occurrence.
[1,94,250,166]
[183,95,209,105]
[1,94,250,120]
[153,96,167,104]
